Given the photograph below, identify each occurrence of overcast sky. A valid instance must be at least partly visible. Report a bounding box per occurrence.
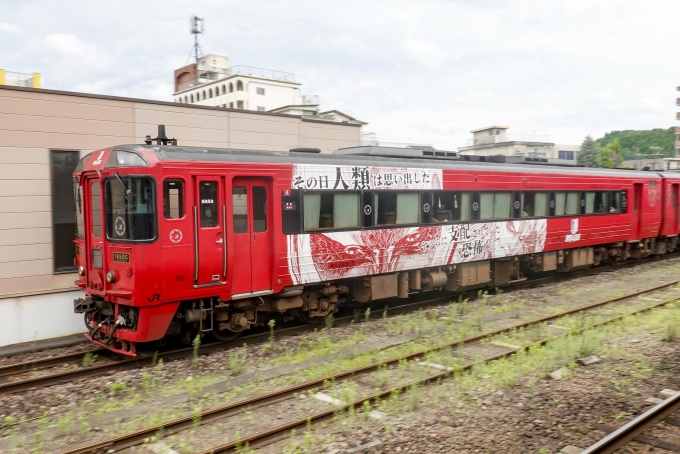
[1,0,678,147]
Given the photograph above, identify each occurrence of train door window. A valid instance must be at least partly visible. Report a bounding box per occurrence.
[555,192,566,216]
[333,193,360,228]
[375,192,397,225]
[565,192,579,215]
[433,192,470,222]
[521,192,548,217]
[199,182,219,228]
[396,193,420,224]
[481,192,512,220]
[232,186,248,233]
[90,181,102,237]
[163,179,185,219]
[252,186,267,232]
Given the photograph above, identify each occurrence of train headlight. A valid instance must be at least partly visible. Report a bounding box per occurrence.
[78,266,85,276]
[106,271,117,283]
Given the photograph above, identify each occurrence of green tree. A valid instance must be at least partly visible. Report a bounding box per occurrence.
[600,139,623,168]
[594,127,673,161]
[578,135,602,168]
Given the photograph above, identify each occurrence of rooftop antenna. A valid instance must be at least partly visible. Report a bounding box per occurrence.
[189,15,205,84]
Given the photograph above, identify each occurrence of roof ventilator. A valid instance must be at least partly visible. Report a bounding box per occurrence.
[145,125,178,146]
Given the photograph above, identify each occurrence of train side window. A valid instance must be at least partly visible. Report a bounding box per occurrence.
[565,192,579,215]
[252,186,267,232]
[375,192,397,225]
[433,192,470,222]
[609,191,621,213]
[585,192,595,214]
[521,192,548,217]
[593,192,608,213]
[163,179,184,219]
[555,192,566,216]
[200,182,219,228]
[333,193,360,228]
[396,193,419,224]
[232,186,248,233]
[90,181,102,237]
[480,192,512,220]
[303,192,361,231]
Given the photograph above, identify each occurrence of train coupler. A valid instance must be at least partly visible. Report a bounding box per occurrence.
[74,296,95,313]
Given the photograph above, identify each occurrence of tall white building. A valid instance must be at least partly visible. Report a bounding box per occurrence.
[172,54,350,120]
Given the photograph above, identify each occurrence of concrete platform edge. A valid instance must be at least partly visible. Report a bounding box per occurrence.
[0,333,86,357]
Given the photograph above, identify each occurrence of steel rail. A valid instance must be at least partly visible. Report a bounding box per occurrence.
[200,293,680,453]
[0,348,104,379]
[4,252,678,395]
[55,281,680,454]
[0,292,460,395]
[581,391,680,454]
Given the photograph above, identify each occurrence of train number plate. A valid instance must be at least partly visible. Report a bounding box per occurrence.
[113,252,130,263]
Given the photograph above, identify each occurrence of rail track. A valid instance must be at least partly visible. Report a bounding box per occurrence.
[582,390,680,453]
[3,253,677,397]
[52,279,680,453]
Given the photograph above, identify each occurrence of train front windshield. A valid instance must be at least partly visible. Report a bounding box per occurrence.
[105,177,157,242]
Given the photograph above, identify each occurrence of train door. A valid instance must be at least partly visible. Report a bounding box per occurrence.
[84,176,105,289]
[194,178,226,286]
[230,177,272,296]
[631,183,643,239]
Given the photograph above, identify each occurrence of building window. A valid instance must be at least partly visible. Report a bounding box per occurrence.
[51,150,79,272]
[190,94,194,103]
[237,100,244,109]
[209,88,213,98]
[558,150,574,160]
[229,82,234,93]
[236,80,244,91]
[202,91,206,100]
[257,106,265,111]
[229,102,234,108]
[257,87,265,95]
[221,85,226,95]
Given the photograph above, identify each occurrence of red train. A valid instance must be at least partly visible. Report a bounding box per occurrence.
[73,128,680,356]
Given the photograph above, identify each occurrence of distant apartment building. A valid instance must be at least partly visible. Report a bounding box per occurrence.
[172,54,363,125]
[457,126,579,164]
[0,69,40,88]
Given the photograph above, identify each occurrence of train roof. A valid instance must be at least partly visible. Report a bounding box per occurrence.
[107,144,661,179]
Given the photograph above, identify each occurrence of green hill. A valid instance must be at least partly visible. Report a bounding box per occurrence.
[595,128,675,160]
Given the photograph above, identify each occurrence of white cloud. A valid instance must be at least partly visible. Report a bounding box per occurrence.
[0,21,21,34]
[402,40,450,70]
[0,0,678,145]
[42,33,111,67]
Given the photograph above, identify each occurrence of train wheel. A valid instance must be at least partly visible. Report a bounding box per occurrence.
[211,329,242,342]
[295,309,323,325]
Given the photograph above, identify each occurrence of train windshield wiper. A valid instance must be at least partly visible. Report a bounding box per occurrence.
[113,172,131,199]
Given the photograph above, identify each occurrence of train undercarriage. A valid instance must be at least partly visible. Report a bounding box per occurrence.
[78,236,680,356]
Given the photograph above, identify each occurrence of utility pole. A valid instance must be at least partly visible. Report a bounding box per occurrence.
[189,16,205,85]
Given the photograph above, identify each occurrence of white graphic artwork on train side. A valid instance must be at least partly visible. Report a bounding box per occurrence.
[291,164,443,191]
[287,220,547,285]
